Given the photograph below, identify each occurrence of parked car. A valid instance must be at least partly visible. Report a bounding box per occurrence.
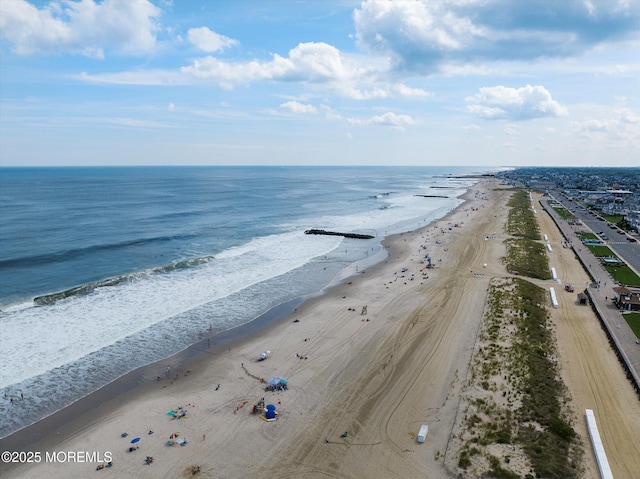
[565,284,574,292]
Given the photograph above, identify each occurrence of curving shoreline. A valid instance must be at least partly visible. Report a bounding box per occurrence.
[0,192,464,453]
[2,182,487,478]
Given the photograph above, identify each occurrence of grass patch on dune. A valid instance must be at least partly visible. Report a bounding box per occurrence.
[504,237,552,280]
[503,190,551,280]
[455,278,583,479]
[506,190,541,240]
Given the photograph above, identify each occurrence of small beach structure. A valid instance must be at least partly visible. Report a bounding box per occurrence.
[577,292,588,305]
[264,404,277,421]
[613,286,640,311]
[417,424,429,443]
[265,376,288,392]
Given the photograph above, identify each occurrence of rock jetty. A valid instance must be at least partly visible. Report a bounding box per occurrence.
[304,229,375,239]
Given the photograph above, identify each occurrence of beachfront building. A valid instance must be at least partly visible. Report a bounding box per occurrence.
[626,211,640,234]
[612,286,640,312]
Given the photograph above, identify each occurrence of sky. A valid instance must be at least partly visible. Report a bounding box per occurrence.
[0,0,639,168]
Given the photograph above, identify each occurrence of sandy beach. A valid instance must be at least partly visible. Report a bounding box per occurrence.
[3,179,638,478]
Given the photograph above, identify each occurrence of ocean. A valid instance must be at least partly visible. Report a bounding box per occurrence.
[0,165,485,437]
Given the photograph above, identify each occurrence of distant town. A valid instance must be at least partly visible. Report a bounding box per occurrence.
[496,167,640,235]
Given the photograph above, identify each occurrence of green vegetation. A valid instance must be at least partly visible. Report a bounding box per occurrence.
[601,214,623,224]
[457,278,582,478]
[577,226,640,286]
[504,238,552,279]
[585,245,615,257]
[580,232,598,240]
[458,450,472,469]
[488,455,521,479]
[506,190,541,240]
[512,281,578,478]
[551,205,572,220]
[618,218,633,232]
[623,313,640,339]
[604,265,640,288]
[503,190,551,280]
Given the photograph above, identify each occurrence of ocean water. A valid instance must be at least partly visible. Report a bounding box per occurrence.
[0,166,483,437]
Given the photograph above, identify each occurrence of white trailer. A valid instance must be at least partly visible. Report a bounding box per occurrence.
[417,424,429,443]
[550,287,559,309]
[585,409,613,479]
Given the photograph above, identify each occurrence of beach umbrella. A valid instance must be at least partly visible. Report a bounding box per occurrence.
[130,437,141,444]
[279,378,288,385]
[268,377,279,386]
[266,404,276,411]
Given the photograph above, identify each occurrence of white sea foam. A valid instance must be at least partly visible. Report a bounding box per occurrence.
[0,230,341,389]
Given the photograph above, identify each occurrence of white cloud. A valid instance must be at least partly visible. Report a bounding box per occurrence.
[177,46,431,100]
[0,0,161,58]
[392,84,432,98]
[617,108,640,124]
[105,117,171,128]
[336,86,390,100]
[503,124,519,136]
[573,108,640,147]
[371,112,415,127]
[575,119,612,132]
[280,101,317,114]
[179,41,383,95]
[348,112,416,129]
[466,85,568,120]
[79,69,192,86]
[187,27,238,53]
[353,0,640,73]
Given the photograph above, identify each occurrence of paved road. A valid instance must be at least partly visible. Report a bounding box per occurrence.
[549,191,640,276]
[540,197,640,396]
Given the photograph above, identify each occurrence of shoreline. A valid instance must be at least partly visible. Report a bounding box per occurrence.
[0,188,470,458]
[5,178,638,478]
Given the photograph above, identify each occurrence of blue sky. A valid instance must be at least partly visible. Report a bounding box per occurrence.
[1,0,639,167]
